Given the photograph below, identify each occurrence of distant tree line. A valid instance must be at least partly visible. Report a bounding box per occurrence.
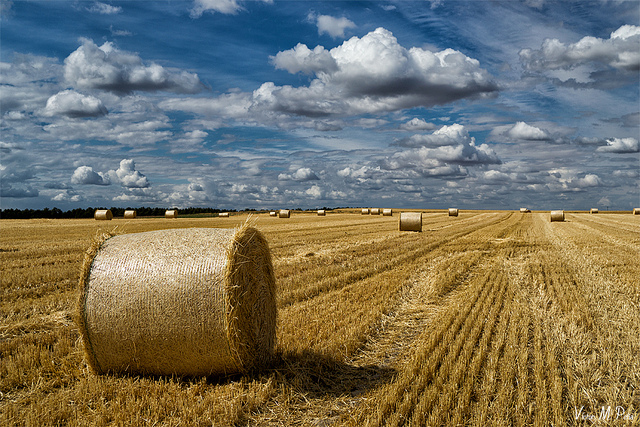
[0,206,237,219]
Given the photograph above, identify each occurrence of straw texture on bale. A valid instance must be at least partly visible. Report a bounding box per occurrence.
[370,208,380,215]
[94,209,113,221]
[382,208,393,216]
[219,212,230,217]
[399,212,422,232]
[550,210,565,222]
[76,224,276,376]
[269,211,277,217]
[317,210,326,216]
[361,208,369,215]
[448,208,459,217]
[590,208,598,214]
[165,209,178,219]
[124,210,136,219]
[279,209,290,218]
[633,208,640,215]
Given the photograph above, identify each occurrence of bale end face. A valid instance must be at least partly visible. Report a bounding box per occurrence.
[399,212,422,232]
[76,225,276,377]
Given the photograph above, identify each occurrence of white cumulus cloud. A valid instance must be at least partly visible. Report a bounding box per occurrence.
[108,159,150,188]
[520,24,640,72]
[71,165,111,185]
[44,90,107,118]
[596,137,639,153]
[64,39,203,94]
[314,14,357,39]
[278,167,320,181]
[190,0,272,17]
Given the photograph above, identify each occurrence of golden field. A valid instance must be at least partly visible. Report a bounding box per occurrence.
[1,210,639,426]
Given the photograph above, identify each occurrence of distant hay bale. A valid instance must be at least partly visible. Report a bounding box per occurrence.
[165,210,178,219]
[399,212,422,232]
[219,212,230,218]
[633,208,640,215]
[448,208,459,217]
[278,209,290,218]
[94,209,113,221]
[520,208,530,213]
[124,210,136,219]
[550,210,565,222]
[317,210,326,216]
[382,208,393,216]
[269,211,277,217]
[76,224,276,376]
[590,208,598,214]
[361,208,369,215]
[370,208,380,215]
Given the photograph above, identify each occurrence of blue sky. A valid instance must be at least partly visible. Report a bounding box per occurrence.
[1,0,639,211]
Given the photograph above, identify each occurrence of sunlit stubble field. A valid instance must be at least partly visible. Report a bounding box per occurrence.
[1,211,639,426]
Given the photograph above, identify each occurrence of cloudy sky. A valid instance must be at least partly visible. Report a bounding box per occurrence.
[1,0,639,210]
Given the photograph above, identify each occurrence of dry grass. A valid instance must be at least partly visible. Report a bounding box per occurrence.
[1,212,638,426]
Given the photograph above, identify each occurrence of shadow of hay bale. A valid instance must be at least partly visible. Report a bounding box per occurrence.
[256,350,396,397]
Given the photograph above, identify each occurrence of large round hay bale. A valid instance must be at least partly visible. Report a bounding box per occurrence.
[361,208,369,215]
[165,209,178,219]
[633,208,640,215]
[399,212,422,232]
[520,208,530,213]
[278,209,290,218]
[76,225,276,376]
[590,208,598,214]
[94,209,113,221]
[382,208,392,216]
[269,211,277,217]
[317,210,326,216]
[123,210,136,219]
[219,212,230,217]
[448,208,459,217]
[370,208,380,215]
[550,210,565,222]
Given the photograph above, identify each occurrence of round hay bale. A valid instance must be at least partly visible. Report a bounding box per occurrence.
[590,208,598,214]
[123,210,136,219]
[269,211,277,217]
[382,208,393,216]
[317,210,326,216]
[448,208,459,217]
[520,208,530,213]
[165,209,178,219]
[219,212,230,218]
[76,225,276,376]
[399,212,422,232]
[550,210,565,222]
[370,208,380,215]
[278,209,290,218]
[361,208,369,215]
[633,208,640,215]
[94,209,113,221]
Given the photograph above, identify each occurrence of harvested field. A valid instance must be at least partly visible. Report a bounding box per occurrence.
[1,211,639,426]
